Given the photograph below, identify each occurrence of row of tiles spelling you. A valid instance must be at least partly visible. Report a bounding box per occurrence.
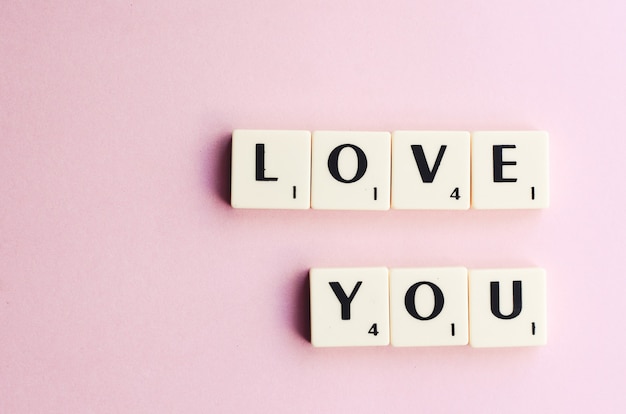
[231,130,549,210]
[310,267,547,348]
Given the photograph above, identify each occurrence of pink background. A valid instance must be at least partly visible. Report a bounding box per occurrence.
[1,1,624,412]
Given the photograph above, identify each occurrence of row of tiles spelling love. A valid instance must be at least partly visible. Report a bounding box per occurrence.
[231,130,549,210]
[310,267,546,348]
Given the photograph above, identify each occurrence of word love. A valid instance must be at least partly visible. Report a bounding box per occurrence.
[310,267,547,348]
[231,130,549,210]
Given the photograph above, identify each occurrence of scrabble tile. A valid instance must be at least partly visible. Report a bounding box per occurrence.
[471,131,549,209]
[389,267,468,346]
[391,131,470,209]
[231,129,311,209]
[310,267,389,347]
[311,131,391,210]
[469,268,547,347]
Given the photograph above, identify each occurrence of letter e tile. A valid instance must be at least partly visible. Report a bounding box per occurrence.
[471,131,549,209]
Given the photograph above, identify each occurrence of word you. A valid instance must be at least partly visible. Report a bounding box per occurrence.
[310,267,547,348]
[231,130,549,210]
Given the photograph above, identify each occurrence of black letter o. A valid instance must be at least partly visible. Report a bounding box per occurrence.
[327,144,368,183]
[404,282,445,320]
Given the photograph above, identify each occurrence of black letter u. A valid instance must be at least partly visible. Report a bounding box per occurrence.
[490,281,522,319]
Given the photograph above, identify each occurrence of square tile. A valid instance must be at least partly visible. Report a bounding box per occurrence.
[231,129,311,209]
[471,131,549,209]
[310,267,389,347]
[469,268,547,347]
[390,267,468,346]
[391,131,470,209]
[311,131,391,210]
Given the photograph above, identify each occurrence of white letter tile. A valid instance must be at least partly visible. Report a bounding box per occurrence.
[392,131,470,209]
[310,267,390,347]
[390,267,468,346]
[469,268,547,347]
[471,131,549,209]
[311,131,391,210]
[231,129,311,209]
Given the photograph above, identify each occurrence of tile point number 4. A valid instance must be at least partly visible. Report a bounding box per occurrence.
[231,129,549,210]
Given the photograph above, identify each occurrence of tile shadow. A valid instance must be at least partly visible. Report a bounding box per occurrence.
[293,270,311,343]
[206,132,232,206]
